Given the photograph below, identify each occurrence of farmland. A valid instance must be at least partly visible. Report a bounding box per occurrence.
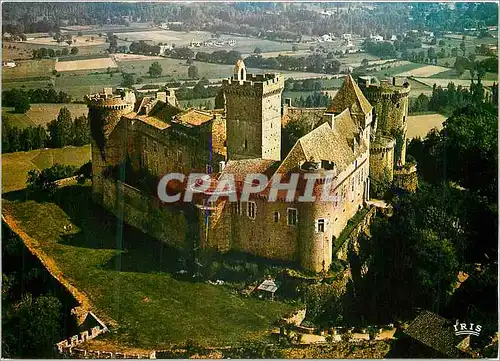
[3,103,88,129]
[395,65,449,77]
[406,113,447,139]
[2,145,91,193]
[2,59,55,80]
[55,57,117,72]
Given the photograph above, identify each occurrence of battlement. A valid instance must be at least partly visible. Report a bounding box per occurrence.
[358,76,411,96]
[370,135,396,152]
[85,87,136,109]
[223,73,284,96]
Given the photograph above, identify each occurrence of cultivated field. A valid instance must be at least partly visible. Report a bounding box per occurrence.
[115,29,310,54]
[2,184,295,348]
[112,53,163,62]
[406,113,447,139]
[23,35,106,47]
[396,65,449,77]
[55,57,117,72]
[2,59,55,80]
[3,103,89,129]
[2,145,91,193]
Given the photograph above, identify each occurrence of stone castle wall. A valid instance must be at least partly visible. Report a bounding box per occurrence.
[369,136,396,182]
[101,177,190,249]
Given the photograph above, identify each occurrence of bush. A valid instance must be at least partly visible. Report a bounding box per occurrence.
[26,164,77,194]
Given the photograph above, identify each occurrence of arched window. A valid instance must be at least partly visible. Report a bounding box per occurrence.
[238,67,246,81]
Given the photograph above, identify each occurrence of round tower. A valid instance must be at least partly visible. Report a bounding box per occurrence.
[298,163,334,273]
[85,88,136,200]
[360,78,410,166]
[369,135,396,183]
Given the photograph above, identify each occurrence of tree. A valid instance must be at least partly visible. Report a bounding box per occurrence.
[47,107,73,147]
[460,41,466,56]
[12,92,31,113]
[61,48,69,56]
[3,293,62,358]
[253,47,262,54]
[26,163,77,194]
[73,116,91,146]
[70,47,78,55]
[148,61,163,77]
[188,65,199,79]
[121,73,135,88]
[361,58,369,68]
[427,47,437,64]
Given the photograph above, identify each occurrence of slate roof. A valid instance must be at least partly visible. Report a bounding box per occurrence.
[280,108,366,174]
[172,109,214,127]
[327,74,372,115]
[404,310,466,358]
[220,158,278,183]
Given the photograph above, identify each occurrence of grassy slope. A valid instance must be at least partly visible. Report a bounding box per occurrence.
[2,184,295,349]
[2,145,91,193]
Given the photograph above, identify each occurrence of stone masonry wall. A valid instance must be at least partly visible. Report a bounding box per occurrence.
[101,177,189,248]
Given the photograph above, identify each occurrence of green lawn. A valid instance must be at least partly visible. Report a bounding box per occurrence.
[2,145,91,193]
[2,184,295,349]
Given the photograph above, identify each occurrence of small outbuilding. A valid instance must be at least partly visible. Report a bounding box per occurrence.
[254,279,279,300]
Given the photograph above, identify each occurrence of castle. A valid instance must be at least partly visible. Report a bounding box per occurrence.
[86,60,410,273]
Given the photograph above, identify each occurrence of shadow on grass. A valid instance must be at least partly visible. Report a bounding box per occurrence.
[4,185,188,275]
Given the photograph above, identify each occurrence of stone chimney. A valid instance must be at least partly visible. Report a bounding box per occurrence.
[156,91,167,102]
[323,112,335,129]
[219,161,226,172]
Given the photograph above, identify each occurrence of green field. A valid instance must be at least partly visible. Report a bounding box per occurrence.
[2,59,56,80]
[54,72,123,100]
[2,145,91,193]
[2,184,296,349]
[429,69,498,81]
[3,103,89,129]
[370,62,424,78]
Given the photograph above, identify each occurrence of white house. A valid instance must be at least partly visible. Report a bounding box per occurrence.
[3,60,16,68]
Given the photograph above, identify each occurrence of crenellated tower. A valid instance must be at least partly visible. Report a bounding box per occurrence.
[222,60,284,161]
[358,76,410,167]
[85,87,136,199]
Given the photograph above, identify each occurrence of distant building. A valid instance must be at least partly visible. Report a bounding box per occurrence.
[321,34,333,42]
[159,45,172,56]
[342,33,352,41]
[189,40,202,47]
[2,60,16,68]
[370,34,384,42]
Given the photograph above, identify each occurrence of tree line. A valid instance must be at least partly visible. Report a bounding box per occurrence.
[244,54,341,75]
[409,80,497,115]
[32,47,78,59]
[2,107,91,153]
[3,88,73,113]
